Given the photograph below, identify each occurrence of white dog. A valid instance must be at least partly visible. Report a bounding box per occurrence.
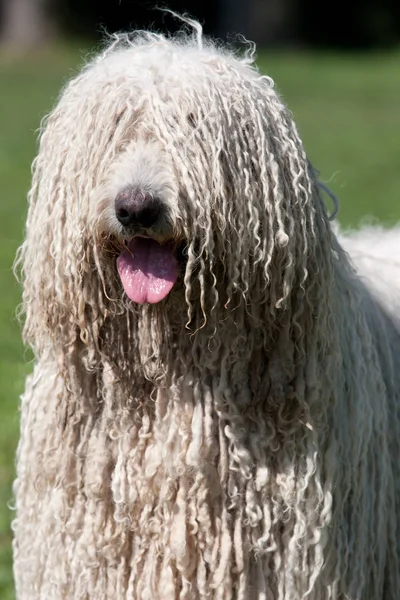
[13,23,400,600]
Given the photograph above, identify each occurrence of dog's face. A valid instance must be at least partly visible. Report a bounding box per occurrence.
[89,51,326,324]
[87,48,305,315]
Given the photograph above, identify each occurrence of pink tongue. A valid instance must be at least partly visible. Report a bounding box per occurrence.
[117,238,178,304]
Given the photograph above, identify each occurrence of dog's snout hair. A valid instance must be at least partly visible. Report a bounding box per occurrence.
[95,138,182,245]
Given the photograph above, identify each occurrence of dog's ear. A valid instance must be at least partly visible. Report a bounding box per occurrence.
[16,182,106,354]
[15,88,120,353]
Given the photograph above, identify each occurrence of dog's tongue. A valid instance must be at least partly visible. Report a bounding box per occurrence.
[117,238,178,304]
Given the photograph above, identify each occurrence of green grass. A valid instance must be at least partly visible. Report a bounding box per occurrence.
[1,44,400,598]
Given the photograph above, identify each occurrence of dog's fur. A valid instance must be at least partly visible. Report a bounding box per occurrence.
[13,24,400,600]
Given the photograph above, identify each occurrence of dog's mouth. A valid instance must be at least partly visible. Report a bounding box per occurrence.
[116,236,187,304]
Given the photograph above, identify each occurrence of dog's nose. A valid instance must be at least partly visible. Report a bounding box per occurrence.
[115,187,162,228]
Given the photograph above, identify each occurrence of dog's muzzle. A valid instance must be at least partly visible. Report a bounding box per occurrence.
[113,186,188,305]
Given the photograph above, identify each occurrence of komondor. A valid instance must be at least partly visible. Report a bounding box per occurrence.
[13,21,400,600]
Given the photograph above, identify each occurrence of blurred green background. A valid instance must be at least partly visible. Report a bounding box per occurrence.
[1,11,400,600]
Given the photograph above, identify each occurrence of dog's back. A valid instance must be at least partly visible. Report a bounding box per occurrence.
[340,226,400,327]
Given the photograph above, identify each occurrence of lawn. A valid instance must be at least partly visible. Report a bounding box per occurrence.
[1,43,399,598]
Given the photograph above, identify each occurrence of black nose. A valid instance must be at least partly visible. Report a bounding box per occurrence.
[115,187,162,228]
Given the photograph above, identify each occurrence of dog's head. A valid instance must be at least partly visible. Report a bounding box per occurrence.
[18,30,335,359]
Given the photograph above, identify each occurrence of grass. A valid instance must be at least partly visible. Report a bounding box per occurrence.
[0,42,399,598]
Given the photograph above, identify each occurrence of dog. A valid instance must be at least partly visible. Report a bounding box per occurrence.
[13,23,400,600]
